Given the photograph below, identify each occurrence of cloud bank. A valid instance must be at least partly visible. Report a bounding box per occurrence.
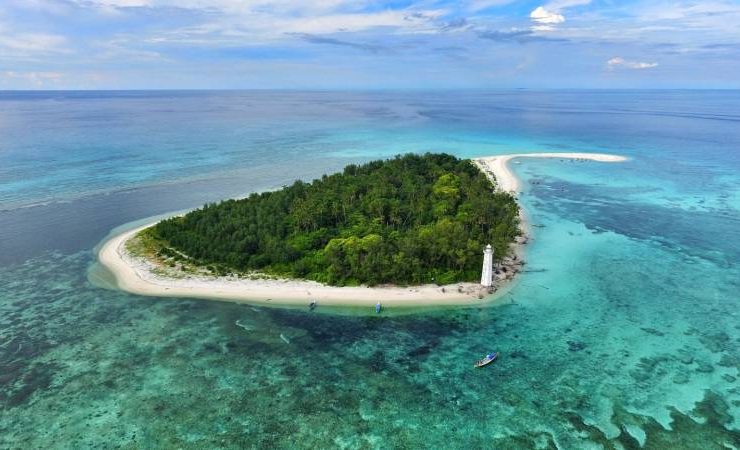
[0,0,738,88]
[607,57,659,70]
[530,7,564,25]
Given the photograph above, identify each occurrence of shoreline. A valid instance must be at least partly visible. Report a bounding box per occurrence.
[96,223,520,308]
[472,152,627,194]
[95,152,626,308]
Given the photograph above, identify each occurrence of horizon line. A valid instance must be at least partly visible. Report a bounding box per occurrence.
[2,87,740,93]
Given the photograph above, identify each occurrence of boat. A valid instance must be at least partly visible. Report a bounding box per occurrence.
[309,300,317,311]
[375,301,382,314]
[474,352,498,368]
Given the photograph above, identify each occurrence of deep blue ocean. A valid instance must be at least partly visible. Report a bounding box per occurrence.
[0,90,738,448]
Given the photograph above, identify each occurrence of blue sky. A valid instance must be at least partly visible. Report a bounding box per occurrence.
[1,0,739,89]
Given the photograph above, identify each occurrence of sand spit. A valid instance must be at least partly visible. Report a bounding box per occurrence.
[473,152,627,194]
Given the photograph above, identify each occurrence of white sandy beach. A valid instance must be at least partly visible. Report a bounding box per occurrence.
[96,152,626,308]
[97,223,498,307]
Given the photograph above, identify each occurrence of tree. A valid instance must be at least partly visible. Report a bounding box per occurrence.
[149,153,520,286]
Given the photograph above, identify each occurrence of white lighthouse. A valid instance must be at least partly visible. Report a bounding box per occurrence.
[481,244,494,287]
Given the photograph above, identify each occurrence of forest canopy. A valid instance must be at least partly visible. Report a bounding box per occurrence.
[149,153,520,286]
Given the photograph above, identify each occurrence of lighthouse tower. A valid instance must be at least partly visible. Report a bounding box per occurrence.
[481,244,494,287]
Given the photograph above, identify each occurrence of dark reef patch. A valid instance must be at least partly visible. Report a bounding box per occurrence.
[529,178,740,267]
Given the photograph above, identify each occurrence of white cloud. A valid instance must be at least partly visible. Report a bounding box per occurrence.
[73,0,374,15]
[632,1,740,38]
[0,32,67,53]
[145,11,443,47]
[96,38,164,61]
[87,0,150,6]
[68,0,448,45]
[607,57,658,70]
[2,71,64,86]
[277,10,443,35]
[530,6,564,24]
[529,0,590,30]
[132,3,448,47]
[531,24,556,32]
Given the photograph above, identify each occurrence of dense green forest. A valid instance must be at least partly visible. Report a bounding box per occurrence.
[149,153,520,286]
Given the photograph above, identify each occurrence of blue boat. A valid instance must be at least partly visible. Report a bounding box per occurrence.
[474,352,498,368]
[375,301,382,314]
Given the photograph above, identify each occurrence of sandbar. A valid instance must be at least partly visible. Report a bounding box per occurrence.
[473,152,627,193]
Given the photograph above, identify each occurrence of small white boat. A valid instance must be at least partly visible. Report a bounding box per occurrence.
[474,352,498,368]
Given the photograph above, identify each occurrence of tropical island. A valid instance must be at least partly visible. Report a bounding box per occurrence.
[96,152,626,307]
[149,153,519,285]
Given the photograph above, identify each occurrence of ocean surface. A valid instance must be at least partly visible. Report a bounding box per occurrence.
[1,90,738,449]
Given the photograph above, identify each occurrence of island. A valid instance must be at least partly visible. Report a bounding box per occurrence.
[96,152,626,308]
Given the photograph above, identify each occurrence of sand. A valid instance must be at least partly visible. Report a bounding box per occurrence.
[473,152,627,193]
[97,224,498,307]
[96,152,626,308]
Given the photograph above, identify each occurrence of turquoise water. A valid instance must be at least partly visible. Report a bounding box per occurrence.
[1,90,739,448]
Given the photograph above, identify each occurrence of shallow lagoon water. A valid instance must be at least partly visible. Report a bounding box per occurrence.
[1,90,739,448]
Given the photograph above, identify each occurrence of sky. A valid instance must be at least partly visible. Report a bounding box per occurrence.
[0,0,739,89]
